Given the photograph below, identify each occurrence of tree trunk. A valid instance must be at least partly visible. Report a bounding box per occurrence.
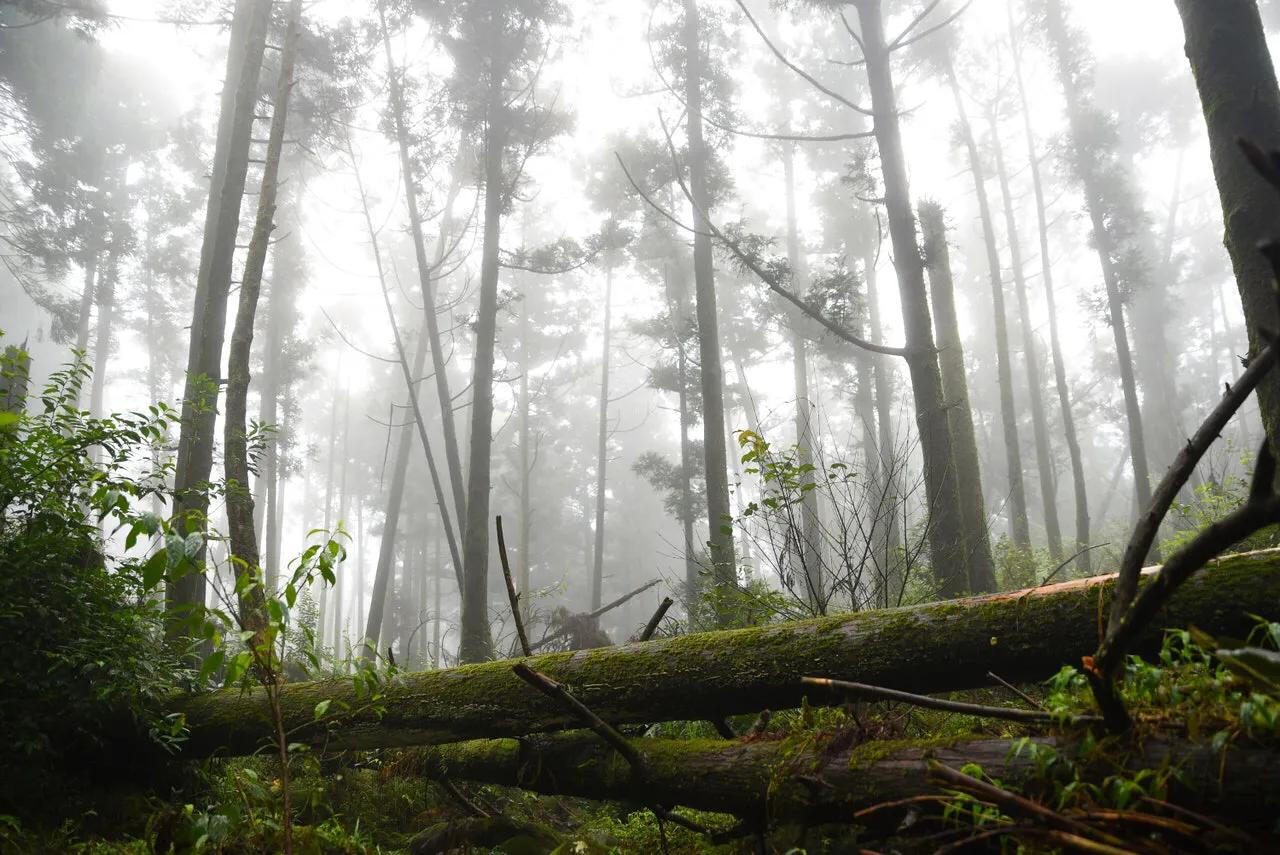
[683,0,737,610]
[854,0,969,596]
[223,0,301,636]
[918,202,996,592]
[666,260,699,595]
[1009,11,1091,573]
[163,548,1280,757]
[781,142,825,609]
[458,47,506,663]
[944,58,1030,551]
[1040,0,1153,517]
[168,0,273,629]
[518,305,533,610]
[862,246,903,606]
[88,247,118,419]
[345,134,465,660]
[591,264,614,611]
[407,732,1280,828]
[990,118,1062,560]
[378,1,468,528]
[1175,0,1280,454]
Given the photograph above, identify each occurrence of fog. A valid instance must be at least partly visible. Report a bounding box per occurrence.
[1,0,1268,666]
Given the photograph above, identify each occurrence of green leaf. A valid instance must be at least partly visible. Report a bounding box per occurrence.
[183,532,203,558]
[141,551,167,590]
[1217,646,1280,691]
[199,650,226,683]
[313,699,331,720]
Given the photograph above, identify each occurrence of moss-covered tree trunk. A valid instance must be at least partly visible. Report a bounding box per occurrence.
[919,202,996,592]
[1175,0,1280,453]
[404,731,1280,826]
[161,549,1280,758]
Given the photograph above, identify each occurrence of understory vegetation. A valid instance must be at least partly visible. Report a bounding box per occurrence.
[3,351,1280,853]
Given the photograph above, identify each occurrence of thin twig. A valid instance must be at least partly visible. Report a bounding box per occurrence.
[439,774,489,819]
[639,596,674,641]
[802,677,1101,726]
[496,515,531,657]
[986,671,1043,711]
[512,663,645,769]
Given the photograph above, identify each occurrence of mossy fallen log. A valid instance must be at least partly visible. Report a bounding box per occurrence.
[399,731,1280,828]
[168,549,1280,757]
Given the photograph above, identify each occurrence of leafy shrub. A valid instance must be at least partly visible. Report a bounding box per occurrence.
[0,347,187,809]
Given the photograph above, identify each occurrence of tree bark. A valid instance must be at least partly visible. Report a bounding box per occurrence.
[168,0,273,629]
[1174,0,1280,454]
[918,202,997,592]
[854,0,970,596]
[1040,0,1153,517]
[782,142,824,609]
[944,57,1030,551]
[458,22,507,662]
[991,116,1063,560]
[1009,11,1091,573]
[406,731,1280,827]
[683,0,737,610]
[224,0,301,635]
[591,263,614,611]
[162,548,1280,757]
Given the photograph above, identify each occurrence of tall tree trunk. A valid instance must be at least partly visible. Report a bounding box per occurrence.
[1174,0,1280,454]
[168,0,273,629]
[88,247,118,419]
[518,305,533,611]
[781,142,824,609]
[74,252,97,358]
[1009,10,1090,573]
[944,57,1030,550]
[918,202,997,591]
[683,0,737,612]
[1040,0,1153,516]
[345,136,464,660]
[223,0,300,636]
[458,44,506,663]
[853,0,971,596]
[862,246,903,605]
[591,264,614,610]
[990,116,1062,560]
[378,1,468,527]
[666,260,699,594]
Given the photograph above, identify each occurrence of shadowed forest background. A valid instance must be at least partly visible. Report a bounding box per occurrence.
[6,0,1280,852]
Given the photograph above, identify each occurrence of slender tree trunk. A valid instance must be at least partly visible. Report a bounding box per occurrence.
[223,0,300,635]
[1174,0,1280,454]
[944,58,1030,550]
[88,248,118,419]
[1040,0,1153,516]
[345,138,464,660]
[990,117,1062,559]
[74,252,97,359]
[458,47,506,663]
[683,0,736,611]
[854,0,970,596]
[666,261,699,594]
[781,142,824,609]
[861,246,903,605]
[518,305,533,610]
[378,1,468,527]
[591,264,614,610]
[919,202,997,591]
[168,0,273,628]
[1009,11,1091,573]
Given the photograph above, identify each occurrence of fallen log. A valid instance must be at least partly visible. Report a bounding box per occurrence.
[168,549,1280,757]
[399,731,1280,829]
